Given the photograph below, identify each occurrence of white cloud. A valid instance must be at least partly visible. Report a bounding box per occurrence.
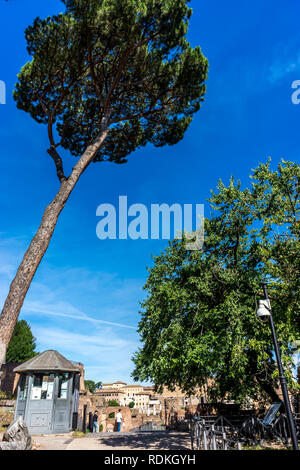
[269,54,300,84]
[23,302,137,330]
[34,326,130,354]
[267,37,300,84]
[0,235,144,383]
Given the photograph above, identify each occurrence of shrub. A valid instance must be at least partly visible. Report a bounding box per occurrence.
[107,400,120,407]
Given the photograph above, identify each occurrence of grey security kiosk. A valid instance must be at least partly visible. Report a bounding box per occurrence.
[14,350,80,434]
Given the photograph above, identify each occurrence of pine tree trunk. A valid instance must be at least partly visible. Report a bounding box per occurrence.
[0,128,109,368]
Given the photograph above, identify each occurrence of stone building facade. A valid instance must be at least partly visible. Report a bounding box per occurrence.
[93,389,126,406]
[102,381,127,390]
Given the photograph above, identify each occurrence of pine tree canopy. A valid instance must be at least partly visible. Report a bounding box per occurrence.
[14,0,208,174]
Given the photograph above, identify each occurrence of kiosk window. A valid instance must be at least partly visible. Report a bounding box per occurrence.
[31,374,54,400]
[19,375,29,401]
[58,373,69,399]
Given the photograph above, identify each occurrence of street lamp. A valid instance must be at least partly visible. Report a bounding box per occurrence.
[256,282,299,450]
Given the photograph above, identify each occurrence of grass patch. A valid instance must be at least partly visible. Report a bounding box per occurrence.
[72,430,85,438]
[0,391,14,400]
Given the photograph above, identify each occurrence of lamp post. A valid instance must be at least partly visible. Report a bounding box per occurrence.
[256,282,299,450]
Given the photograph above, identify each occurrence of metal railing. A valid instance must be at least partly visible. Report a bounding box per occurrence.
[190,416,242,450]
[190,412,300,450]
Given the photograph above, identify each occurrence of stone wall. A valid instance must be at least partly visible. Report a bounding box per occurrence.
[79,392,195,432]
[0,400,15,428]
[77,391,165,433]
[104,406,132,432]
[72,362,85,392]
[162,397,187,427]
[0,362,20,396]
[76,390,93,431]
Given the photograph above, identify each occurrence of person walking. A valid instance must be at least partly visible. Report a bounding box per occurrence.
[92,410,99,433]
[116,409,123,432]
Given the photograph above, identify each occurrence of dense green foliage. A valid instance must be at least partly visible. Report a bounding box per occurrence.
[6,320,37,363]
[84,380,102,393]
[129,401,135,408]
[133,160,300,404]
[107,400,120,407]
[14,0,208,176]
[84,380,96,393]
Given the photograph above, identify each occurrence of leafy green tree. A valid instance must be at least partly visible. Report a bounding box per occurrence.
[6,320,37,363]
[0,0,208,367]
[84,380,97,393]
[129,401,135,408]
[84,380,102,392]
[132,160,300,404]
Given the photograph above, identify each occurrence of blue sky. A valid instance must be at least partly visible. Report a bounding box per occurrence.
[0,0,300,384]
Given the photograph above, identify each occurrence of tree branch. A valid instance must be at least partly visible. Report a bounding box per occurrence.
[37,96,67,183]
[103,35,157,115]
[47,145,67,183]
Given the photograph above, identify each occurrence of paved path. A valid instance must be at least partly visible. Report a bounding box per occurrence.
[33,431,191,451]
[32,433,74,450]
[66,432,191,451]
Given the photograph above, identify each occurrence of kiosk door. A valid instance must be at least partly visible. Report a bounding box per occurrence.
[52,373,73,433]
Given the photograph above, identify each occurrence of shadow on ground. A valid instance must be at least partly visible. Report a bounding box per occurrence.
[93,432,191,450]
